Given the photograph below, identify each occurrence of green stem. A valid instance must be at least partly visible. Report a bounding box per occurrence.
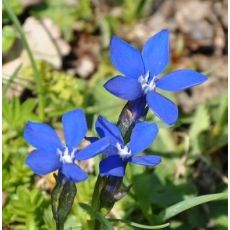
[91,101,140,230]
[91,176,104,211]
[56,222,64,230]
[91,176,105,230]
[3,0,45,120]
[51,173,77,230]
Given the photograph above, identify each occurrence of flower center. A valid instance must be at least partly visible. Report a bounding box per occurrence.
[116,143,132,159]
[57,146,76,164]
[138,71,157,94]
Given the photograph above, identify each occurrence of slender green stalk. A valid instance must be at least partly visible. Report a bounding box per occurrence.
[3,0,45,120]
[91,101,144,230]
[91,176,104,211]
[90,176,106,230]
[56,222,64,230]
[51,173,77,230]
[3,64,22,97]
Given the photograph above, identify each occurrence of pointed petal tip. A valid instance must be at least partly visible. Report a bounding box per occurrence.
[110,35,119,43]
[23,121,36,133]
[62,109,87,149]
[142,29,170,77]
[75,137,110,161]
[153,29,169,39]
[200,73,208,82]
[103,80,110,90]
[157,69,208,92]
[161,28,169,34]
[147,92,179,125]
[23,121,62,151]
[129,155,162,167]
[96,115,103,124]
[95,115,124,145]
[109,36,144,78]
[129,121,159,154]
[25,149,60,176]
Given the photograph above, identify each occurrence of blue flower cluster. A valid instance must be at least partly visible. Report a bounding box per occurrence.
[24,29,207,182]
[96,116,160,177]
[105,29,207,125]
[24,109,109,182]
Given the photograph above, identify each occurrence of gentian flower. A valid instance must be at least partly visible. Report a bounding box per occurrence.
[96,116,161,177]
[24,109,109,182]
[104,29,208,125]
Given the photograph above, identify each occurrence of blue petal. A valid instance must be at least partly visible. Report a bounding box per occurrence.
[104,76,143,101]
[100,155,125,177]
[142,29,170,77]
[24,122,62,152]
[128,96,147,120]
[129,155,161,166]
[96,115,124,145]
[128,122,158,154]
[102,146,118,156]
[61,163,88,182]
[110,36,145,78]
[157,69,207,92]
[62,109,87,150]
[85,137,99,143]
[84,137,117,156]
[76,137,110,160]
[26,149,60,175]
[147,91,178,125]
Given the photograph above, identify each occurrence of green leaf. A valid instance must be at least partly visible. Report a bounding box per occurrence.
[151,127,177,153]
[158,192,227,222]
[109,219,170,229]
[2,97,37,130]
[3,186,48,226]
[79,202,114,230]
[189,105,210,140]
[2,25,16,53]
[213,93,228,135]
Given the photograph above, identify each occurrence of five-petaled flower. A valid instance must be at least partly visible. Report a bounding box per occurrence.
[24,109,109,182]
[95,116,161,177]
[104,29,207,125]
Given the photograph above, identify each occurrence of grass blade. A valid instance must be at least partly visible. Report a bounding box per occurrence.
[3,64,22,97]
[159,192,227,222]
[109,219,170,229]
[3,0,45,120]
[79,202,114,230]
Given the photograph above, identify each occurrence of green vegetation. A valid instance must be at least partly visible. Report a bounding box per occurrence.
[2,0,227,229]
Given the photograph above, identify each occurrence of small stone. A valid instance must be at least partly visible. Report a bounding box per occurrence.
[23,17,71,69]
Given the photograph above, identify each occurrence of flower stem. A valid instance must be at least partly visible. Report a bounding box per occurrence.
[51,173,77,230]
[90,176,106,229]
[56,222,64,230]
[3,0,45,120]
[91,176,103,211]
[91,98,147,229]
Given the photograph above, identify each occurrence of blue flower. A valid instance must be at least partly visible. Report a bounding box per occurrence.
[96,116,161,177]
[24,109,109,182]
[104,29,208,125]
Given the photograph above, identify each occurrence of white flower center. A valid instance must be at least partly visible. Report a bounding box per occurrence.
[57,146,76,164]
[138,71,157,94]
[116,143,132,159]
